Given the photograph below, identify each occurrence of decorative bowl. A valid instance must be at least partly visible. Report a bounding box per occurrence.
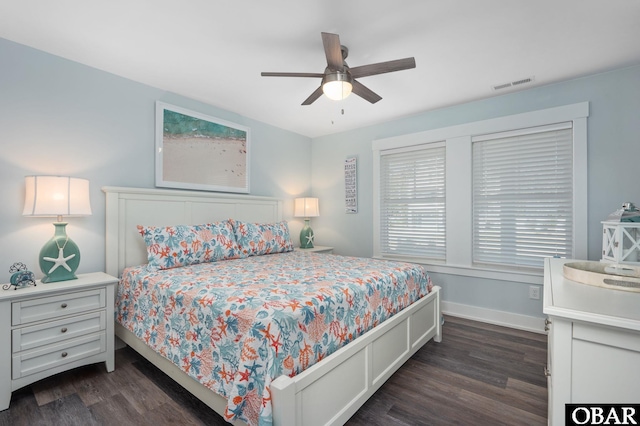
[563,261,640,292]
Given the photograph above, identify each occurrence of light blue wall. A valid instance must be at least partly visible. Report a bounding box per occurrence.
[311,65,640,319]
[0,38,312,283]
[2,35,639,320]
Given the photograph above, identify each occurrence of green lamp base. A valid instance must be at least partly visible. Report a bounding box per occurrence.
[39,222,80,283]
[300,219,315,249]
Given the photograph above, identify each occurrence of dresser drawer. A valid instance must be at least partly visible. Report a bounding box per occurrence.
[12,288,106,326]
[12,311,106,352]
[12,332,106,379]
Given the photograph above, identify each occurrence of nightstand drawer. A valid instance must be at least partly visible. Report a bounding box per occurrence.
[12,288,106,326]
[12,332,106,379]
[12,311,106,352]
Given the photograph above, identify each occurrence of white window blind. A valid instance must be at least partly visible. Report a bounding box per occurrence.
[472,123,573,270]
[379,144,446,260]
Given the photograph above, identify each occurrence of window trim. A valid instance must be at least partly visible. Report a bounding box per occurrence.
[373,102,589,284]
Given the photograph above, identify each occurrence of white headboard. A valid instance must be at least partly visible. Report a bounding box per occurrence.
[103,186,283,277]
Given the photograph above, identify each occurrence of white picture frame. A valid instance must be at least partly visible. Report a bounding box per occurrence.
[155,102,250,194]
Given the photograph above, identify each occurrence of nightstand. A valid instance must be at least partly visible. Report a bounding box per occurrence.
[297,246,334,254]
[0,272,117,410]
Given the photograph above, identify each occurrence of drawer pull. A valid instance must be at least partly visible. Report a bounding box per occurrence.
[61,303,68,309]
[61,352,68,358]
[61,327,68,333]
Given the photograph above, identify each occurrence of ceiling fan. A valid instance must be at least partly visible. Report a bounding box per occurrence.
[261,32,416,105]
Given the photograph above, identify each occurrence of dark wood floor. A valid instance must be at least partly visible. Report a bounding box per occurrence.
[0,316,548,425]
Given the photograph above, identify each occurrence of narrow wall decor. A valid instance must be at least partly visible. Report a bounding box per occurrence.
[155,102,250,193]
[345,156,358,213]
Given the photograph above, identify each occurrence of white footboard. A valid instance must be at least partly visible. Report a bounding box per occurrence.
[116,287,441,426]
[271,286,441,426]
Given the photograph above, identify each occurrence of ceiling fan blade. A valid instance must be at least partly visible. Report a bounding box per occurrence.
[350,57,416,79]
[352,80,382,104]
[261,72,324,78]
[302,86,324,105]
[321,32,343,71]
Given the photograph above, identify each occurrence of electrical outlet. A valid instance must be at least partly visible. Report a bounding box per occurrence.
[529,285,540,300]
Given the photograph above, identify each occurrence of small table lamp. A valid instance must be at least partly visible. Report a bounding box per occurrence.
[294,197,319,249]
[23,176,92,283]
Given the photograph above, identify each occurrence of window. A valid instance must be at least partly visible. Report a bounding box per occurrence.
[472,123,574,271]
[379,144,446,261]
[373,102,588,283]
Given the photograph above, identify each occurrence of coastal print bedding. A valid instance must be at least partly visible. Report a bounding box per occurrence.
[230,219,295,257]
[138,221,241,269]
[116,251,433,426]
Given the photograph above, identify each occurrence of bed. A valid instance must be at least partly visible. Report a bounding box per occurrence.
[104,186,441,426]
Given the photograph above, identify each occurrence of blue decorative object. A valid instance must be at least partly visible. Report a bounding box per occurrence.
[608,202,640,222]
[4,262,36,290]
[299,219,315,249]
[39,222,81,283]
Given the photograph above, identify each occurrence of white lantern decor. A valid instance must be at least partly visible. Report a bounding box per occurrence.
[602,202,640,265]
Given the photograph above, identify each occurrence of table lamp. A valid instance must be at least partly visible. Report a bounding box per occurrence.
[23,176,92,283]
[294,197,319,249]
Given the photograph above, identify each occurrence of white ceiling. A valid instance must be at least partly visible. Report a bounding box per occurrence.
[1,1,639,138]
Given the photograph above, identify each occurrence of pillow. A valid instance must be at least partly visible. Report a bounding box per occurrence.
[230,219,294,257]
[137,221,241,270]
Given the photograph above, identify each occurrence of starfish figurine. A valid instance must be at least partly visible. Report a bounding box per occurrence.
[305,233,315,245]
[43,247,76,273]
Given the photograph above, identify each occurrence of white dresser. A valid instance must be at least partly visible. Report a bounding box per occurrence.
[0,272,117,410]
[543,258,640,425]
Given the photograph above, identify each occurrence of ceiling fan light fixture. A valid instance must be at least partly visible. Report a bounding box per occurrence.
[322,71,352,101]
[261,32,414,105]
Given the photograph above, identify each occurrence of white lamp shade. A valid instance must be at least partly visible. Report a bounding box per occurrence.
[294,197,320,218]
[23,176,92,217]
[322,80,352,101]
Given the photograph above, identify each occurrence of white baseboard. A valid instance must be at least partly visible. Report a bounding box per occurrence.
[442,301,546,334]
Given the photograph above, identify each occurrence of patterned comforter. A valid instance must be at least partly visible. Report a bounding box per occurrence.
[116,251,432,425]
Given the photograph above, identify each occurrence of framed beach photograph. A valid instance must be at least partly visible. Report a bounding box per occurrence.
[155,102,250,193]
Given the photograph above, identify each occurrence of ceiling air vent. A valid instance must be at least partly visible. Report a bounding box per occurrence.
[492,76,535,91]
